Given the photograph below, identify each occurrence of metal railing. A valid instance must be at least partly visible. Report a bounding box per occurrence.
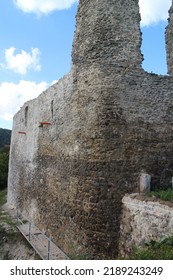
[16,211,69,260]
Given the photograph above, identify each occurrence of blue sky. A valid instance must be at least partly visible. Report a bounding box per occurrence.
[0,0,172,130]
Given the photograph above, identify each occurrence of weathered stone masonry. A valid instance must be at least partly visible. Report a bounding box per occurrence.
[119,194,173,258]
[8,0,173,259]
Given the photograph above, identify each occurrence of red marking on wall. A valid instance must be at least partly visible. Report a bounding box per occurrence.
[18,131,26,135]
[39,122,51,125]
[39,122,52,127]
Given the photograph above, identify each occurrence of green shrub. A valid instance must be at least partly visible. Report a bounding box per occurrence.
[0,149,9,190]
[0,128,11,150]
[0,189,7,207]
[130,236,173,260]
[148,188,173,201]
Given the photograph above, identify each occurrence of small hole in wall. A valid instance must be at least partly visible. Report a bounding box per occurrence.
[25,106,28,126]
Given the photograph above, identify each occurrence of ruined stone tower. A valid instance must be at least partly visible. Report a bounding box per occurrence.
[8,0,173,259]
[166,1,173,75]
[72,0,142,68]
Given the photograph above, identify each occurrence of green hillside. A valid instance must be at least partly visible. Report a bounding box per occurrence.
[0,128,11,149]
[0,128,11,190]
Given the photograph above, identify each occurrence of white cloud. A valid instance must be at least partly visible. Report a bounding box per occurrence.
[51,79,58,85]
[0,80,48,121]
[2,47,41,75]
[139,0,172,26]
[14,0,172,26]
[14,0,78,15]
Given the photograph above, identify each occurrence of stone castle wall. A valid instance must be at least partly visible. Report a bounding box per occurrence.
[8,0,173,259]
[166,2,173,76]
[119,194,173,258]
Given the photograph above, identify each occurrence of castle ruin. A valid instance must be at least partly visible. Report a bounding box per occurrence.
[8,0,173,259]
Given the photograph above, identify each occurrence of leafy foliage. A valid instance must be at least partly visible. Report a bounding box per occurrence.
[0,149,9,190]
[148,188,173,201]
[0,128,11,190]
[0,188,7,207]
[0,128,11,149]
[130,236,173,260]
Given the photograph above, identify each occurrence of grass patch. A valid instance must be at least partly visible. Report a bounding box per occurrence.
[0,188,7,207]
[130,236,173,260]
[69,243,92,260]
[148,188,173,201]
[0,189,38,260]
[70,253,92,260]
[0,188,16,228]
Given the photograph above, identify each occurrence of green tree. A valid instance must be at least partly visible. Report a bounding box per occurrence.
[0,149,9,190]
[0,128,11,149]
